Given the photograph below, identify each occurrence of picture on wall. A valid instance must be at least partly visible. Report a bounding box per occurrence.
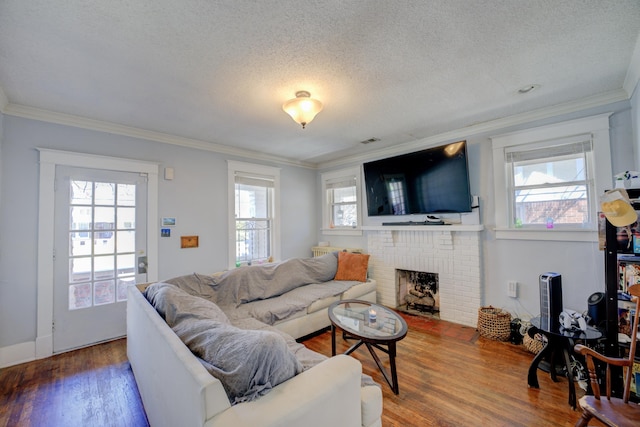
[162,217,176,226]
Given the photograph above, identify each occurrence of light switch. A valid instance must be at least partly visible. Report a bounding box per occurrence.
[164,167,174,180]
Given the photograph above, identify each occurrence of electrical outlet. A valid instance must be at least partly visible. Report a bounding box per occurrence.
[508,281,518,298]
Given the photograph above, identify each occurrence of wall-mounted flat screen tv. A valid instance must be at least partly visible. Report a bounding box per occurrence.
[363,141,472,216]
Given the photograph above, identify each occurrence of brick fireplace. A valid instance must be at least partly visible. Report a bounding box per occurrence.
[366,228,482,327]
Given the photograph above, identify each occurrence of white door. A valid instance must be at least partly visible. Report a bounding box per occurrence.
[53,166,148,353]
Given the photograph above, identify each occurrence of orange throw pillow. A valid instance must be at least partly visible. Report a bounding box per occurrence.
[334,252,370,282]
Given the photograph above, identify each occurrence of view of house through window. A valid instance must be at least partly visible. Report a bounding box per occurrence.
[507,140,593,228]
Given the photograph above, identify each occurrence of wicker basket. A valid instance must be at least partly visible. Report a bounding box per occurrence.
[477,306,512,341]
[523,332,546,354]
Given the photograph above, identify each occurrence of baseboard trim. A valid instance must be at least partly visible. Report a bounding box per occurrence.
[0,341,35,368]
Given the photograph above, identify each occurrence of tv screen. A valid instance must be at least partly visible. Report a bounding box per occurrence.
[363,141,472,216]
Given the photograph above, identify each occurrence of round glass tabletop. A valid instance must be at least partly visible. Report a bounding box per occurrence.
[328,299,407,342]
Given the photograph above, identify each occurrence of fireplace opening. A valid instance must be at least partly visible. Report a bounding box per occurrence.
[396,269,439,318]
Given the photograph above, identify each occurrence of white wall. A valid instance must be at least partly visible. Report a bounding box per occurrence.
[632,80,640,170]
[0,115,317,351]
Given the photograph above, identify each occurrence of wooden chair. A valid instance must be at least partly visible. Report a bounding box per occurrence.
[573,283,640,427]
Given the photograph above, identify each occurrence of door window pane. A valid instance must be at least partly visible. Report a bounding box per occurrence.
[117,183,136,206]
[69,257,92,283]
[69,232,92,256]
[117,207,135,229]
[70,180,92,204]
[94,182,115,205]
[94,280,115,305]
[94,255,114,280]
[70,206,92,231]
[117,253,135,277]
[117,230,135,253]
[117,277,134,302]
[69,283,92,310]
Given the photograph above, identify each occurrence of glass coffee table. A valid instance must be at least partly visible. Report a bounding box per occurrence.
[328,299,408,394]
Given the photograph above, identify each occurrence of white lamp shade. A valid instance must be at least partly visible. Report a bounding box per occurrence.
[282,91,323,128]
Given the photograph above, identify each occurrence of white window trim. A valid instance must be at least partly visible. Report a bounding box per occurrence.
[320,166,363,236]
[227,160,281,269]
[491,113,613,241]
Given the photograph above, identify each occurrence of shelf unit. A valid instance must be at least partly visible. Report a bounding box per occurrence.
[604,188,640,398]
[605,189,638,354]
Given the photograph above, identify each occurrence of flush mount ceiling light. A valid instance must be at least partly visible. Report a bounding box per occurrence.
[282,91,323,129]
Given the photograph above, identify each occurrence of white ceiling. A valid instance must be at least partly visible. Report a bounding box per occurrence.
[1,1,639,167]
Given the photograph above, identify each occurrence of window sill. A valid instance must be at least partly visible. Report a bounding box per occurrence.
[494,227,598,242]
[320,228,363,236]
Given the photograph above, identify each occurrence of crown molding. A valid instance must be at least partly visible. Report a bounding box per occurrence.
[0,86,631,172]
[1,102,316,169]
[624,32,640,97]
[318,88,630,170]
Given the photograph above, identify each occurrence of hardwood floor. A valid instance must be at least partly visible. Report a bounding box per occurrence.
[0,313,603,427]
[0,339,148,427]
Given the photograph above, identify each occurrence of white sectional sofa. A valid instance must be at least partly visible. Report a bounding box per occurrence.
[127,253,382,427]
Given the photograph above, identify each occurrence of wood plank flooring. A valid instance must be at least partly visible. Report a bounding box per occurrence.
[0,339,148,427]
[0,313,602,427]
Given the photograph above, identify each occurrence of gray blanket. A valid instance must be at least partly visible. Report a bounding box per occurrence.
[223,280,362,325]
[212,253,338,306]
[145,283,303,404]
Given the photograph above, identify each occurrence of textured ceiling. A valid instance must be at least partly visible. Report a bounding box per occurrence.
[1,1,639,166]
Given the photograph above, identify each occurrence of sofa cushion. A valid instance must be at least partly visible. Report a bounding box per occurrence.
[334,252,370,282]
[342,279,377,300]
[223,280,361,325]
[306,294,341,314]
[213,253,338,306]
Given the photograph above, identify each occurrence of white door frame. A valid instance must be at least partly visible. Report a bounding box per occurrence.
[36,148,159,358]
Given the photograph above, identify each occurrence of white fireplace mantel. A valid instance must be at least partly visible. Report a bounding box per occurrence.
[362,225,484,232]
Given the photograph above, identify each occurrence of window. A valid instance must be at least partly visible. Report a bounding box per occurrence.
[492,114,613,241]
[228,161,280,268]
[506,138,593,228]
[321,167,362,235]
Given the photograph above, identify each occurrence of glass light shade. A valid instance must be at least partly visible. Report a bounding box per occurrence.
[282,91,323,129]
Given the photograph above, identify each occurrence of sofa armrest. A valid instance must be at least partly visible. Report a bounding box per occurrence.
[207,354,364,427]
[127,286,231,427]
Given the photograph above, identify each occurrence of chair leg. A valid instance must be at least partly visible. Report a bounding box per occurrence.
[574,411,592,427]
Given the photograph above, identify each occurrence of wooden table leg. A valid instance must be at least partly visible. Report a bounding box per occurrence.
[527,338,551,388]
[560,341,577,409]
[365,342,400,395]
[389,341,399,395]
[331,324,336,356]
